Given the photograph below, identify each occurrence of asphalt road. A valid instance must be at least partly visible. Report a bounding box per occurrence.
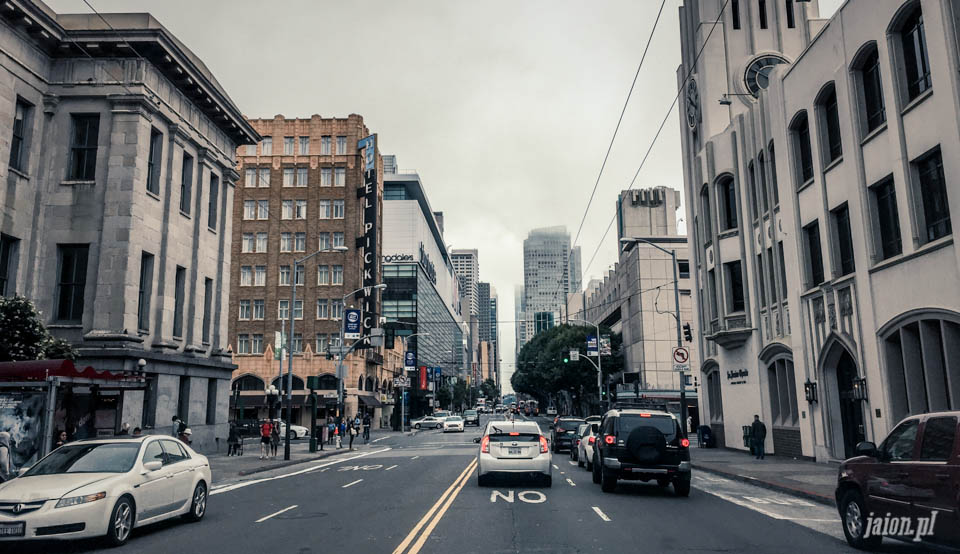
[12,415,934,553]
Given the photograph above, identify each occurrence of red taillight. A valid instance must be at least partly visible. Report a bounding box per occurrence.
[509,432,520,436]
[539,436,549,453]
[639,413,651,418]
[588,436,596,445]
[480,436,490,453]
[576,439,580,446]
[604,435,615,445]
[680,438,690,448]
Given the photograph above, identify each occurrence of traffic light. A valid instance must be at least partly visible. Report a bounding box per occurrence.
[683,323,693,342]
[562,355,569,363]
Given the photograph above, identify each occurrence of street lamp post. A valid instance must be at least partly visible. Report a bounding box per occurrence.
[336,283,387,422]
[620,237,686,432]
[567,317,603,412]
[399,332,429,432]
[285,246,347,461]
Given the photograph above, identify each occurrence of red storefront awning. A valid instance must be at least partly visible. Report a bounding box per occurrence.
[0,359,136,382]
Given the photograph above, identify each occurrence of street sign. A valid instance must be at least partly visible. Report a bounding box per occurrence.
[404,351,416,370]
[435,367,442,380]
[328,345,350,357]
[570,350,580,362]
[393,377,411,388]
[600,335,612,356]
[673,346,690,372]
[344,309,362,339]
[586,335,598,356]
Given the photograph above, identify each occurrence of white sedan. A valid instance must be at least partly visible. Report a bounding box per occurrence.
[443,416,465,433]
[412,416,444,429]
[575,423,597,471]
[0,436,210,546]
[277,423,309,439]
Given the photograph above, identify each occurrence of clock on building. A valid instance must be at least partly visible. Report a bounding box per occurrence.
[685,78,701,128]
[743,54,789,97]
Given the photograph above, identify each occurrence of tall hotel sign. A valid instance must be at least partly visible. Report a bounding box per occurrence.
[357,135,378,345]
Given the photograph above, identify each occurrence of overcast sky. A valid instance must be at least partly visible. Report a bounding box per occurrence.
[50,0,843,393]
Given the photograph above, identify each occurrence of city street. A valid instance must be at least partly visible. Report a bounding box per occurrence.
[10,415,934,553]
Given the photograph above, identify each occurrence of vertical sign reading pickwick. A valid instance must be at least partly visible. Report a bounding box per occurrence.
[357,135,378,344]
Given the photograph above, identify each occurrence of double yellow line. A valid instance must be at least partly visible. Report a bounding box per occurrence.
[392,458,477,554]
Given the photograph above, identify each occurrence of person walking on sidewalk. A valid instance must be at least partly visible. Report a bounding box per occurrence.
[328,418,336,445]
[751,415,767,460]
[227,424,240,456]
[270,420,280,458]
[363,413,371,443]
[348,420,357,450]
[259,420,273,459]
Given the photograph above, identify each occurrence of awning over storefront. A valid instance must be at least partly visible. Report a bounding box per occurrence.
[0,359,144,386]
[358,395,382,407]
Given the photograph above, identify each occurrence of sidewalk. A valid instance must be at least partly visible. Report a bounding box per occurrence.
[690,447,840,506]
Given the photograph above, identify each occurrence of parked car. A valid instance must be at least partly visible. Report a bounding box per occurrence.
[551,418,585,453]
[277,422,309,439]
[835,411,960,550]
[463,409,481,426]
[591,408,691,496]
[546,406,558,416]
[443,416,465,433]
[0,436,209,546]
[412,416,444,429]
[573,423,596,470]
[475,420,551,487]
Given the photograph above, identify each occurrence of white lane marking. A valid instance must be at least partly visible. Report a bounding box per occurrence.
[371,437,388,443]
[342,479,363,488]
[386,464,398,471]
[256,504,297,523]
[320,468,329,472]
[210,448,390,496]
[411,455,420,460]
[566,478,576,487]
[568,461,577,466]
[592,506,611,522]
[552,464,559,470]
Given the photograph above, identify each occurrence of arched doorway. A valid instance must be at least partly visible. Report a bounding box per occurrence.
[821,339,865,459]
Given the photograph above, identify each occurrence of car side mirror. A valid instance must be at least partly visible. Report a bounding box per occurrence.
[17,466,30,477]
[855,441,878,458]
[473,437,481,444]
[591,424,599,433]
[143,460,163,472]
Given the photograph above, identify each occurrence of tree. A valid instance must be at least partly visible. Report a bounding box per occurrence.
[480,378,498,402]
[0,295,77,362]
[436,385,452,410]
[452,380,467,411]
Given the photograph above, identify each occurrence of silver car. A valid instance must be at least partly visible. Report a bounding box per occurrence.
[475,420,551,487]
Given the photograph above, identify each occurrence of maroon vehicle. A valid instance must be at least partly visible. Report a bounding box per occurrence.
[835,411,959,550]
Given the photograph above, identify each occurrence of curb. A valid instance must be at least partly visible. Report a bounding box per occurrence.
[235,449,343,476]
[691,463,836,508]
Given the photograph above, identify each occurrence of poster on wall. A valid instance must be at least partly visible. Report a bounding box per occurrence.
[0,391,46,470]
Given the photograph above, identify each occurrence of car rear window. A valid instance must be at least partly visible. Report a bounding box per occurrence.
[558,420,584,431]
[489,433,539,442]
[619,415,678,441]
[464,410,477,415]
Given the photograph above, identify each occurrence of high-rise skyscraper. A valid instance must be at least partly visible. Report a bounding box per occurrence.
[519,226,574,347]
[451,249,480,315]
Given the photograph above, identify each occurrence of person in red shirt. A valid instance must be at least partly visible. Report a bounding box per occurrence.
[260,420,273,460]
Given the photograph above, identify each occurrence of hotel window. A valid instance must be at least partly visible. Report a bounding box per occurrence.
[803,221,825,288]
[295,200,307,219]
[321,136,331,155]
[724,260,745,313]
[283,136,294,155]
[244,144,256,156]
[319,232,331,250]
[173,266,186,337]
[146,128,163,195]
[758,0,767,29]
[239,299,251,320]
[748,162,759,220]
[237,334,250,354]
[832,204,855,276]
[295,232,306,252]
[318,265,329,285]
[319,200,331,219]
[817,84,842,164]
[279,265,291,286]
[9,99,30,172]
[201,278,212,344]
[254,265,266,286]
[280,233,293,252]
[282,200,294,220]
[331,299,343,320]
[778,242,787,293]
[252,334,264,354]
[68,114,99,181]
[785,0,795,28]
[293,299,303,320]
[257,199,269,219]
[243,200,256,220]
[913,147,951,243]
[137,252,154,332]
[757,254,767,308]
[871,176,902,260]
[855,45,886,135]
[899,6,932,102]
[331,335,342,347]
[718,176,738,231]
[332,265,344,285]
[700,185,712,239]
[767,247,778,301]
[316,334,328,353]
[207,174,219,230]
[299,136,310,155]
[731,0,741,30]
[768,143,779,205]
[240,266,253,286]
[297,167,308,187]
[291,333,303,353]
[257,232,268,253]
[295,265,305,286]
[333,200,345,219]
[336,136,347,155]
[253,299,265,320]
[56,244,88,321]
[283,168,295,187]
[321,168,332,186]
[677,259,690,279]
[335,168,346,186]
[180,153,194,214]
[317,299,329,319]
[333,232,345,248]
[790,111,813,185]
[242,233,255,253]
[706,269,718,320]
[261,137,272,155]
[278,299,289,320]
[259,168,271,187]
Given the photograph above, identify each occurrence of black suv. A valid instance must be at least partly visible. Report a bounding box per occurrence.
[551,418,585,453]
[463,409,480,426]
[590,409,691,496]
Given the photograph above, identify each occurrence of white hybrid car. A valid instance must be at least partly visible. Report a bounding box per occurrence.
[443,416,465,433]
[0,436,210,546]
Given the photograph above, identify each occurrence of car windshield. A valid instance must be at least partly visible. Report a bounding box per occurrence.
[558,420,585,431]
[447,416,463,422]
[619,415,678,441]
[464,410,477,415]
[25,442,141,475]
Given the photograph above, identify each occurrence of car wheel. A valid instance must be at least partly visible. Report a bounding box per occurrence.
[840,490,882,550]
[600,471,617,493]
[105,496,135,547]
[415,423,421,429]
[184,481,207,522]
[542,474,552,488]
[591,456,601,484]
[673,478,691,497]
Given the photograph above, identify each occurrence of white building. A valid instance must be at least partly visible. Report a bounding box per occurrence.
[519,226,576,347]
[679,0,960,460]
[451,249,479,316]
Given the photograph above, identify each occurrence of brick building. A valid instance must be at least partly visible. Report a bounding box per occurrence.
[228,115,397,428]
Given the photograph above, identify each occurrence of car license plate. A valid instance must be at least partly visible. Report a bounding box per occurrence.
[508,447,522,455]
[0,522,25,537]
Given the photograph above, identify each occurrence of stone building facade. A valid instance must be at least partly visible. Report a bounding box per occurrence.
[0,2,258,453]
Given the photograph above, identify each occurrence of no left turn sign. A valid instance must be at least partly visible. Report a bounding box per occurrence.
[673,347,690,372]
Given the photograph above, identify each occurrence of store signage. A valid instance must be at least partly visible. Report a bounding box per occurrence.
[344,309,362,340]
[419,366,428,390]
[404,351,416,370]
[586,335,598,355]
[383,254,414,263]
[418,242,437,285]
[727,369,749,385]
[357,135,379,344]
